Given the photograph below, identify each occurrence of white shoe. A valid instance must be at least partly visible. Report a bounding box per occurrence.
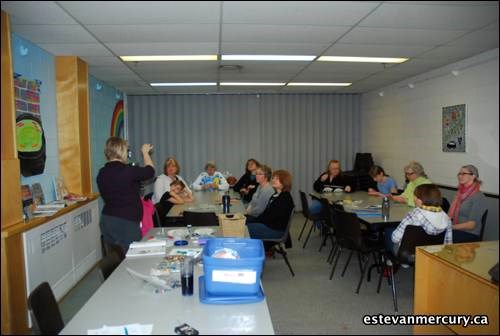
[401,263,410,269]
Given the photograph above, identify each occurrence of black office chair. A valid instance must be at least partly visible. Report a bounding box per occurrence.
[99,251,122,281]
[298,191,325,248]
[318,198,336,253]
[183,211,219,227]
[329,208,383,294]
[441,197,450,213]
[381,225,446,312]
[262,209,296,277]
[479,209,489,241]
[28,282,64,335]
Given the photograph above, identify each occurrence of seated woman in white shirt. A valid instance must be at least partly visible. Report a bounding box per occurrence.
[193,161,229,191]
[152,157,192,204]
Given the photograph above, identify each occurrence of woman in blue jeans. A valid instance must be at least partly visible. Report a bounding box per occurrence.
[246,170,295,239]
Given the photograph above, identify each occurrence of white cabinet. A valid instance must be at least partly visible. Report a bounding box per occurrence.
[23,199,101,326]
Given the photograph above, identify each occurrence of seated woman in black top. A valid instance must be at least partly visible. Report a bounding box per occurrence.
[233,158,260,203]
[246,169,295,239]
[97,137,155,252]
[313,160,353,193]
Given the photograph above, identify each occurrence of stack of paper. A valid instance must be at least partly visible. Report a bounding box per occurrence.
[126,241,166,258]
[87,323,153,335]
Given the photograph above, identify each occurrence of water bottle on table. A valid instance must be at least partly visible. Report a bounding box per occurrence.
[382,196,390,221]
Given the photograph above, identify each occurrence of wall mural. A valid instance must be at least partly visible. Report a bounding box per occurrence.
[110,99,124,138]
[442,104,466,153]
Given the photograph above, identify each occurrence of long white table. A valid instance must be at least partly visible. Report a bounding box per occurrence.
[61,228,275,335]
[167,190,246,218]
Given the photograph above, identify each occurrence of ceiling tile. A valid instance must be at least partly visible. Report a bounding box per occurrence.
[219,73,292,81]
[339,27,468,46]
[37,43,113,56]
[305,61,392,75]
[58,1,220,24]
[219,86,281,93]
[79,56,124,66]
[133,62,218,75]
[360,3,499,30]
[416,46,492,61]
[1,1,77,24]
[222,24,350,44]
[293,72,369,83]
[11,24,97,43]
[150,87,220,94]
[221,42,329,55]
[106,42,219,56]
[141,73,217,82]
[446,30,499,49]
[323,43,431,58]
[86,24,219,43]
[281,86,347,93]
[219,61,307,75]
[223,1,379,25]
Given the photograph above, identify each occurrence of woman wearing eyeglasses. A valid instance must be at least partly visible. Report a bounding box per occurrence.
[390,161,431,207]
[449,165,487,243]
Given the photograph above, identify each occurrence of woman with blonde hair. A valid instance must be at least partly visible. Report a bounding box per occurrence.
[97,137,155,252]
[152,157,192,204]
[390,161,431,207]
[193,161,229,191]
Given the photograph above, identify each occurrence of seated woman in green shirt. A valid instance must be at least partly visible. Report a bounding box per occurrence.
[390,161,432,207]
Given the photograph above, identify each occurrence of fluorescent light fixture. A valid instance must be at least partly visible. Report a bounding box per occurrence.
[221,55,316,61]
[150,82,217,87]
[121,55,217,61]
[287,82,351,86]
[220,82,285,86]
[318,56,408,63]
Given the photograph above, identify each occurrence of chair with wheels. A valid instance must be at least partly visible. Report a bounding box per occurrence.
[27,282,64,335]
[262,209,296,277]
[380,225,446,311]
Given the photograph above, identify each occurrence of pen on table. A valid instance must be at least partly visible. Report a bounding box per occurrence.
[124,326,129,335]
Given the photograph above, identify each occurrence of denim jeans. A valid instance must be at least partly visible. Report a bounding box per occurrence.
[246,222,284,239]
[384,227,399,256]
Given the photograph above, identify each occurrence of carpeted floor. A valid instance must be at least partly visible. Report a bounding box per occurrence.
[59,213,414,334]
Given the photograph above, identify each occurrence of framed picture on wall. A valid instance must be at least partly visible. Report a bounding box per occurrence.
[442,104,466,152]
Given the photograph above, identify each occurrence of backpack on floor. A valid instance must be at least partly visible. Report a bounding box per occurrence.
[16,113,47,177]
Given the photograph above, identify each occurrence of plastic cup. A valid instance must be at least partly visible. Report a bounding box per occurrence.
[181,256,194,296]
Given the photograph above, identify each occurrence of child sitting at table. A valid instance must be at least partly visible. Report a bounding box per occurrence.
[367,165,398,196]
[156,180,193,220]
[385,184,452,256]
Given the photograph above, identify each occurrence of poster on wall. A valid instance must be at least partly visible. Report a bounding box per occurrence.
[442,104,466,152]
[14,72,42,116]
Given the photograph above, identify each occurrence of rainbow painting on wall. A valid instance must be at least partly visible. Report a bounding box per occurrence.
[110,99,124,138]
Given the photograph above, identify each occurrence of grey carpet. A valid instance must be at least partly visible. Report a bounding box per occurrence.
[59,213,413,335]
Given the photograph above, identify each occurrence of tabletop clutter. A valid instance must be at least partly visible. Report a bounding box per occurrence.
[126,214,266,306]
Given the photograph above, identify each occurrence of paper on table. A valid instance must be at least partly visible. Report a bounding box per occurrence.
[129,240,166,249]
[87,323,153,335]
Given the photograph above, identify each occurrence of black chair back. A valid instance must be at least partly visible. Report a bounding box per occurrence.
[441,197,450,213]
[479,209,489,241]
[331,208,364,250]
[28,282,64,335]
[319,198,335,231]
[264,208,295,244]
[299,191,311,217]
[153,203,164,227]
[398,226,446,264]
[183,211,218,227]
[99,251,122,281]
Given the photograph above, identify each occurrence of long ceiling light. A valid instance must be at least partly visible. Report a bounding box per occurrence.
[318,56,408,63]
[121,55,218,61]
[220,82,285,86]
[221,55,316,61]
[150,82,217,86]
[288,82,352,86]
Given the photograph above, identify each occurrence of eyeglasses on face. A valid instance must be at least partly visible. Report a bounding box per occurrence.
[457,172,473,176]
[405,171,416,176]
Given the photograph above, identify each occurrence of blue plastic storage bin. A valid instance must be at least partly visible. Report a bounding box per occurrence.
[202,238,265,296]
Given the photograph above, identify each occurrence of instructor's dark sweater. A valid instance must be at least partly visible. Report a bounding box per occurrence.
[233,172,258,202]
[313,173,354,193]
[256,191,295,231]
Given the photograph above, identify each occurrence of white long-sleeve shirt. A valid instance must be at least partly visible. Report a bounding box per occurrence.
[152,174,192,204]
[192,171,229,191]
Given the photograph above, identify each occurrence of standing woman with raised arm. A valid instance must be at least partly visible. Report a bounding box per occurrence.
[97,137,155,252]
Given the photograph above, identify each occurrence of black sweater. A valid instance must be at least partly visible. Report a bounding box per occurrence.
[256,191,295,231]
[313,173,354,193]
[233,172,258,202]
